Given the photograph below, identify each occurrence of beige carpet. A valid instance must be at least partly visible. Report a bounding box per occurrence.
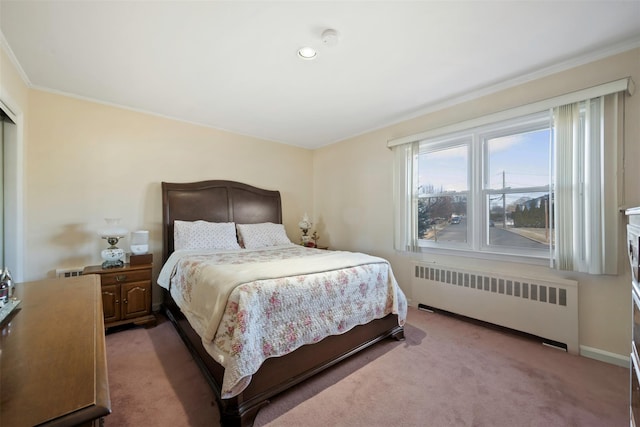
[105,307,627,427]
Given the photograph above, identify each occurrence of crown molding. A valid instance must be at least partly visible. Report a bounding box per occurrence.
[0,30,32,88]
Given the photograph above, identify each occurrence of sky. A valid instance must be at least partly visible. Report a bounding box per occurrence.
[487,128,550,189]
[418,127,550,194]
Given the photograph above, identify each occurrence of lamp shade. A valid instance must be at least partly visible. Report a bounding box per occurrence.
[298,213,312,230]
[98,218,127,238]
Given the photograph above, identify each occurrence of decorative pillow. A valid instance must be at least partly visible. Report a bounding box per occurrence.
[174,220,241,251]
[236,222,292,249]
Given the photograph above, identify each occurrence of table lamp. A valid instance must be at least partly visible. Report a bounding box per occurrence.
[99,218,127,269]
[298,213,312,245]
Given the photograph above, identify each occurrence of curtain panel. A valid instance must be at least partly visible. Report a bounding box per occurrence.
[392,142,419,252]
[552,93,622,275]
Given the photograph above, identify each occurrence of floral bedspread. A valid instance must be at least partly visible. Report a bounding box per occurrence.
[159,245,407,398]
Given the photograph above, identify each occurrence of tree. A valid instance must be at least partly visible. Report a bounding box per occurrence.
[429,196,453,220]
[418,198,430,238]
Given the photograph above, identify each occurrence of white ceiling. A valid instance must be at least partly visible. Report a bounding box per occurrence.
[1,1,639,149]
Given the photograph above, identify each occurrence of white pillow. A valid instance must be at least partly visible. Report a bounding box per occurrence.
[236,222,292,249]
[174,220,241,251]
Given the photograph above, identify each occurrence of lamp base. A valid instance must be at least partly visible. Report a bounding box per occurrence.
[101,246,125,269]
[101,259,124,269]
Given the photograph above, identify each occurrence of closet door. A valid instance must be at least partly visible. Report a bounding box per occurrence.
[0,114,5,266]
[0,105,17,273]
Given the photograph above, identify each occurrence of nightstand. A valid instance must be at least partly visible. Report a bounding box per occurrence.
[83,263,156,329]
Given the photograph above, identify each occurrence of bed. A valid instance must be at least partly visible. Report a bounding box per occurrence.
[160,180,406,427]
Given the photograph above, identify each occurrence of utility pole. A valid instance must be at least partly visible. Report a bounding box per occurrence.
[544,198,549,243]
[503,170,507,228]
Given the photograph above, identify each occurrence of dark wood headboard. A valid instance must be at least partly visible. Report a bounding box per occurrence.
[161,180,282,262]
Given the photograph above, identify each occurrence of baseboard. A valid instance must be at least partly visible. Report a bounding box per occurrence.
[409,304,628,367]
[580,345,629,368]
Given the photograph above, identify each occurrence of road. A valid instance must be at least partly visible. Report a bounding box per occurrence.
[431,219,548,249]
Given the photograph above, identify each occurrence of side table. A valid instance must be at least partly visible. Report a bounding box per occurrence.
[83,263,156,329]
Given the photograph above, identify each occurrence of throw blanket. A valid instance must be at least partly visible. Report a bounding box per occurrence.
[158,245,407,397]
[160,246,400,342]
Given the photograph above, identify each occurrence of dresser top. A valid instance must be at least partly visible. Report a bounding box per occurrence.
[0,275,110,426]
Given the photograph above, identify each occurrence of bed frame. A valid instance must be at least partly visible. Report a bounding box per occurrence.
[161,180,404,427]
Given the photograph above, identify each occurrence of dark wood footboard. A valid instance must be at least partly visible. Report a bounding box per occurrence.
[163,291,404,427]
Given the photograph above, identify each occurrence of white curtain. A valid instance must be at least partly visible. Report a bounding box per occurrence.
[553,103,579,271]
[552,94,619,274]
[392,141,419,252]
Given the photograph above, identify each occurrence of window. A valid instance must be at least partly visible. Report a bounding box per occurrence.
[483,118,551,255]
[418,140,469,245]
[391,78,629,273]
[415,112,551,258]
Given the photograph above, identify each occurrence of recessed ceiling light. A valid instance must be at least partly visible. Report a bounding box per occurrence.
[297,47,317,60]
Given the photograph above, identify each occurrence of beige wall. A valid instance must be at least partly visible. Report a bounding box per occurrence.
[314,48,640,360]
[24,90,313,292]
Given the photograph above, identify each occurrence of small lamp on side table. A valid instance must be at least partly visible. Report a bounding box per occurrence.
[298,213,312,246]
[99,218,127,269]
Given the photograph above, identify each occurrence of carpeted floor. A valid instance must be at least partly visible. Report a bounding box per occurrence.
[104,307,628,427]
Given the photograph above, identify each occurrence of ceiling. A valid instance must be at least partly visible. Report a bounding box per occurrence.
[1,1,639,149]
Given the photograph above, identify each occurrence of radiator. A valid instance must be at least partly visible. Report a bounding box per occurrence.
[411,262,579,354]
[55,267,84,278]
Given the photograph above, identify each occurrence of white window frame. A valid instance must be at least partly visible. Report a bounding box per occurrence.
[416,111,552,261]
[478,112,551,258]
[418,134,472,251]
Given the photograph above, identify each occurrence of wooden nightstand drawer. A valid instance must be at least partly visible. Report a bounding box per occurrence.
[99,269,151,285]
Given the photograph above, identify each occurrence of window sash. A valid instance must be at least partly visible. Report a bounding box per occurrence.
[414,112,551,258]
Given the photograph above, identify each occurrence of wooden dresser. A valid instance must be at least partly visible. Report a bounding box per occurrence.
[627,207,640,426]
[0,275,111,426]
